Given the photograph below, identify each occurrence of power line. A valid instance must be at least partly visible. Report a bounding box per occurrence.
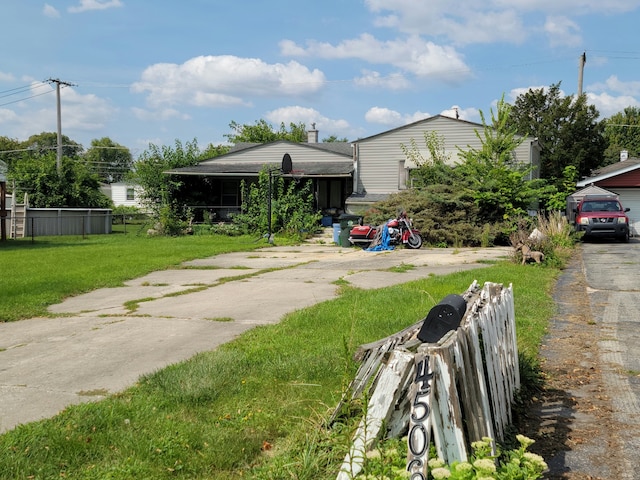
[0,87,55,108]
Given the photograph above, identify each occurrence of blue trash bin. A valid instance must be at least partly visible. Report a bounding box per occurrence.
[332,223,341,244]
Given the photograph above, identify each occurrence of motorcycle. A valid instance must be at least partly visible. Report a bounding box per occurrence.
[349,212,423,249]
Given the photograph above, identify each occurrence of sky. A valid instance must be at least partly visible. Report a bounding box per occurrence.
[2,0,640,159]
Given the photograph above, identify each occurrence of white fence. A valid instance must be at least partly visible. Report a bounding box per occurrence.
[334,281,519,480]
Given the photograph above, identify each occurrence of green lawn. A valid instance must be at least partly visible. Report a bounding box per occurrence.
[0,232,560,479]
[0,233,267,322]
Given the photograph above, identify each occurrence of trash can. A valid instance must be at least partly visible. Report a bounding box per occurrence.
[339,228,352,247]
[338,214,362,229]
[332,223,341,244]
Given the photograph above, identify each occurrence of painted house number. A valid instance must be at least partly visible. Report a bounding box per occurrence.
[407,354,433,479]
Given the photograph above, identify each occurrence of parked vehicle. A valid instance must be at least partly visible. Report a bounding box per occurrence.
[574,195,631,242]
[349,212,423,249]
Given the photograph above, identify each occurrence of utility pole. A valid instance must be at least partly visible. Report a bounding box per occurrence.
[577,52,586,97]
[46,78,75,176]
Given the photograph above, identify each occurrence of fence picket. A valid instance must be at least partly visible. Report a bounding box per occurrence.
[335,282,518,480]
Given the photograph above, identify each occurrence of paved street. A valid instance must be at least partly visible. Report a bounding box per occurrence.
[582,240,640,475]
[541,239,640,478]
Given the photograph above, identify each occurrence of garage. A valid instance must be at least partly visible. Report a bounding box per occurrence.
[576,157,640,238]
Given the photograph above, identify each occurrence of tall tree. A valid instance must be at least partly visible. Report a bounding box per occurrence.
[457,96,542,222]
[199,143,230,160]
[20,132,83,158]
[8,152,110,208]
[602,107,640,165]
[507,82,605,183]
[224,120,307,144]
[84,137,133,183]
[0,136,22,169]
[130,139,201,219]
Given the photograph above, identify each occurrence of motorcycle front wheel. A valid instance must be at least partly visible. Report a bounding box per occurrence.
[406,233,423,249]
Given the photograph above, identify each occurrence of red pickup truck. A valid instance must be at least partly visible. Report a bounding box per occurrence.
[574,196,631,242]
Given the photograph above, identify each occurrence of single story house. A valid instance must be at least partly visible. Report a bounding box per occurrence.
[576,153,640,236]
[100,182,145,209]
[167,115,540,219]
[167,127,353,220]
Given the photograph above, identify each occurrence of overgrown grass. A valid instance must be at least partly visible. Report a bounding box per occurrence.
[0,256,559,479]
[0,234,269,322]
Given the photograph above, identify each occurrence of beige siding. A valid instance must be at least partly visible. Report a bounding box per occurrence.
[355,116,536,194]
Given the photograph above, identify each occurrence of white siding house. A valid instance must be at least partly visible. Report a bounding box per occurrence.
[348,115,540,212]
[102,182,145,208]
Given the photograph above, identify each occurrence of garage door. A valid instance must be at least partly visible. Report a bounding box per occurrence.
[616,190,640,237]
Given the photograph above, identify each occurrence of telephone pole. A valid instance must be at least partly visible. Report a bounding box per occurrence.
[577,52,586,97]
[46,78,75,175]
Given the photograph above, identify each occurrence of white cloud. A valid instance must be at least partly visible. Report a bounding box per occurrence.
[131,55,326,109]
[0,108,18,123]
[68,0,123,13]
[0,82,116,143]
[440,106,480,122]
[364,107,430,126]
[0,71,15,82]
[492,0,640,14]
[364,0,640,47]
[544,16,581,47]
[282,34,471,83]
[587,92,640,117]
[588,75,640,96]
[43,4,60,18]
[365,1,527,45]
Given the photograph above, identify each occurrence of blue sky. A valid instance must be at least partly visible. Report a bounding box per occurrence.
[2,0,640,158]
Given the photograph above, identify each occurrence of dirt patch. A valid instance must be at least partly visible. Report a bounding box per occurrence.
[515,249,624,479]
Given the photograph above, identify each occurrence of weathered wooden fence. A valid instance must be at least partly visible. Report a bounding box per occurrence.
[334,281,519,480]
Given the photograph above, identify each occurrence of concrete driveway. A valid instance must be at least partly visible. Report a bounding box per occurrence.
[0,243,510,433]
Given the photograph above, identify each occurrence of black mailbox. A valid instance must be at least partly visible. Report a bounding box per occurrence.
[417,294,467,343]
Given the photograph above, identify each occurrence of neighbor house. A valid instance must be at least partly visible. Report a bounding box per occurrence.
[167,115,541,219]
[100,182,145,209]
[347,115,540,214]
[576,151,640,236]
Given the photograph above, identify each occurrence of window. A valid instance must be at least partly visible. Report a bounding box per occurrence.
[126,188,135,201]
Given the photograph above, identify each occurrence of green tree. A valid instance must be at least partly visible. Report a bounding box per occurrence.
[602,107,640,165]
[8,152,110,208]
[199,143,230,160]
[20,132,83,158]
[233,167,320,240]
[507,82,606,182]
[322,135,349,142]
[224,120,307,144]
[84,137,133,183]
[0,136,23,168]
[130,139,202,233]
[402,131,453,188]
[457,96,542,222]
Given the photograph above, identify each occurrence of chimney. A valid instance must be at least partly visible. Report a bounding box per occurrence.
[307,122,318,143]
[621,150,629,162]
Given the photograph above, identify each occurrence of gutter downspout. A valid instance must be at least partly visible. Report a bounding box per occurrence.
[352,143,359,193]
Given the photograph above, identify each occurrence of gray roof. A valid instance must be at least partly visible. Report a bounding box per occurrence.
[224,140,352,157]
[167,160,353,177]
